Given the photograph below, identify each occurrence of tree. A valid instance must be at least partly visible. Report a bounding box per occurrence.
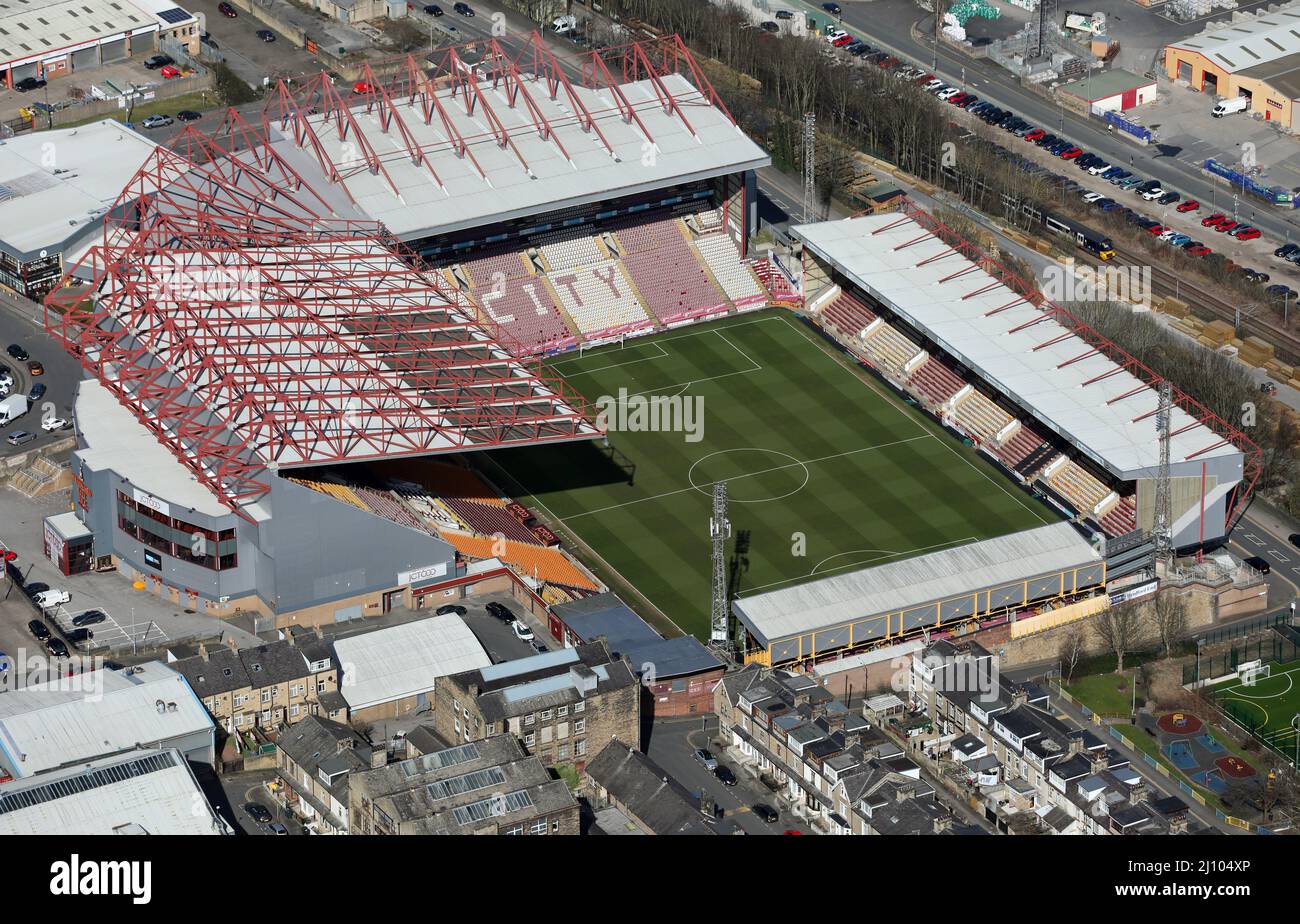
[212,62,259,108]
[1060,625,1087,684]
[1149,592,1189,658]
[1094,601,1145,674]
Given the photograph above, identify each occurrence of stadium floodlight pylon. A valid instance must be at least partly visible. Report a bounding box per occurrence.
[43,124,597,522]
[710,481,732,654]
[886,199,1263,531]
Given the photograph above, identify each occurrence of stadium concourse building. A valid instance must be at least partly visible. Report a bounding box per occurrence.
[41,34,769,625]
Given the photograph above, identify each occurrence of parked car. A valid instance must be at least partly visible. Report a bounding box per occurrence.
[28,619,51,641]
[1261,381,1278,395]
[46,638,69,658]
[268,822,288,835]
[1244,555,1271,574]
[72,609,108,627]
[159,65,181,79]
[1177,199,1200,213]
[1157,191,1180,205]
[1185,245,1211,257]
[1267,284,1296,301]
[1202,213,1227,227]
[693,748,718,771]
[1275,243,1299,259]
[1023,128,1046,142]
[822,2,842,12]
[245,803,273,824]
[1236,227,1262,241]
[485,601,514,623]
[256,29,276,42]
[6,431,35,446]
[713,765,738,786]
[28,383,45,401]
[753,804,779,823]
[176,110,202,122]
[1288,533,1300,549]
[1215,219,1239,234]
[140,114,174,129]
[760,20,780,32]
[66,627,94,644]
[7,344,29,361]
[143,54,175,70]
[510,619,534,641]
[14,77,47,92]
[218,1,237,15]
[1140,186,1166,201]
[435,604,467,616]
[353,81,375,94]
[453,1,474,14]
[1060,146,1082,160]
[26,360,43,376]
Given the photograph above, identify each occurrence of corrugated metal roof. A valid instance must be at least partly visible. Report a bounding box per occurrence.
[0,662,212,779]
[1172,10,1300,74]
[335,614,489,710]
[732,522,1099,645]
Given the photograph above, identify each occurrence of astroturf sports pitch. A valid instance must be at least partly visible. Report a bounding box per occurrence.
[483,310,1056,640]
[1212,660,1300,744]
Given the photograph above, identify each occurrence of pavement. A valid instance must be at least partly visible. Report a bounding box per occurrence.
[218,768,307,835]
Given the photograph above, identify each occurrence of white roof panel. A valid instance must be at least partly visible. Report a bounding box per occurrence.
[1171,10,1300,73]
[733,522,1100,645]
[335,614,490,710]
[793,214,1242,479]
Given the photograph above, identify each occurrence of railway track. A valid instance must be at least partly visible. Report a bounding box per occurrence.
[1076,243,1300,366]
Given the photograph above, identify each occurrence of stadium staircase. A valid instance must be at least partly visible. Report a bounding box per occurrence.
[994,422,1047,469]
[694,233,766,307]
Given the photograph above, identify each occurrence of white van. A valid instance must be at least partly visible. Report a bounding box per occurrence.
[33,589,71,609]
[1212,96,1249,117]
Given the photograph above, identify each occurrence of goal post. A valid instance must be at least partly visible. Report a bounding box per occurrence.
[1239,661,1270,686]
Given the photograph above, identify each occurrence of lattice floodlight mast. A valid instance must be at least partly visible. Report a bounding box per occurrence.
[1154,380,1174,567]
[803,112,817,225]
[710,480,732,651]
[1028,0,1054,60]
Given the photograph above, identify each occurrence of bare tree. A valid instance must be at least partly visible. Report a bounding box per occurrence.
[1060,625,1087,684]
[1149,592,1189,658]
[1095,601,1145,674]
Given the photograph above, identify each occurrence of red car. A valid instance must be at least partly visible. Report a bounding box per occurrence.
[1023,128,1046,142]
[353,81,374,94]
[1215,220,1239,233]
[218,1,237,15]
[948,92,969,105]
[1146,224,1165,236]
[159,65,180,79]
[877,55,898,68]
[832,33,854,46]
[1185,245,1211,257]
[1201,213,1227,227]
[1236,227,1262,241]
[1176,199,1200,213]
[1060,147,1082,160]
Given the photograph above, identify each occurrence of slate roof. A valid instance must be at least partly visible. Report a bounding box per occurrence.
[582,740,716,835]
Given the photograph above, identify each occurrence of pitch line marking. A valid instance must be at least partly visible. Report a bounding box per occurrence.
[552,341,670,376]
[561,434,932,521]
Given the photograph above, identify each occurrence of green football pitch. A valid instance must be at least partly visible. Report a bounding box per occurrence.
[1213,660,1300,745]
[483,311,1056,639]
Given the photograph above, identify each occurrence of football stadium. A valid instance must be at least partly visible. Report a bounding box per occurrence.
[34,29,1260,668]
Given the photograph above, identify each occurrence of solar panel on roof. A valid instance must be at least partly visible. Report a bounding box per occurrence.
[157,7,191,23]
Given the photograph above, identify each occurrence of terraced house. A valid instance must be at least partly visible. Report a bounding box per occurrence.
[171,636,344,732]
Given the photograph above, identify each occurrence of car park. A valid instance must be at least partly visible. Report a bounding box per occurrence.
[72,610,108,627]
[693,748,718,771]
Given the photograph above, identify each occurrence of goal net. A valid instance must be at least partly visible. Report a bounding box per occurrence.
[1240,662,1271,687]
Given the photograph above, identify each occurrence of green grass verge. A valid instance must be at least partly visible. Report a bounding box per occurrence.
[1066,670,1141,718]
[487,310,1054,639]
[47,91,217,131]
